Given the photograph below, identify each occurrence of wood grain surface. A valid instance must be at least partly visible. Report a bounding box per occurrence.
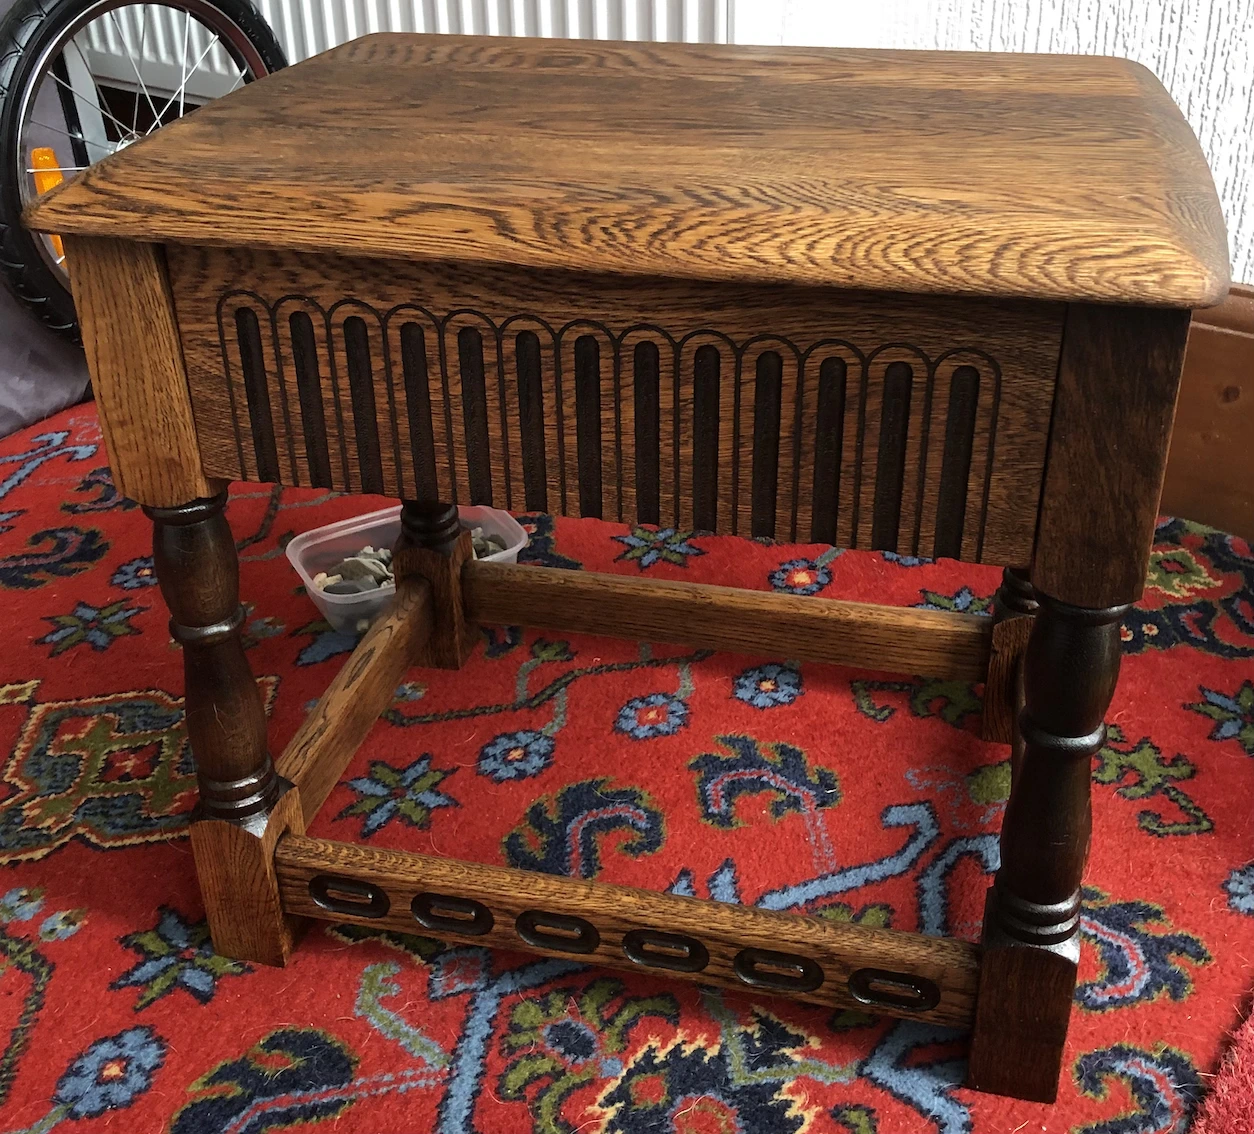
[166,244,1063,563]
[275,835,981,1026]
[191,786,305,966]
[63,237,211,508]
[276,580,432,826]
[28,34,1227,306]
[464,561,992,680]
[761,0,1252,285]
[980,615,1032,746]
[965,928,1076,1101]
[1032,304,1192,607]
[394,532,477,669]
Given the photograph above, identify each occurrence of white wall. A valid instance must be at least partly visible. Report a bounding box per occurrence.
[734,0,1254,285]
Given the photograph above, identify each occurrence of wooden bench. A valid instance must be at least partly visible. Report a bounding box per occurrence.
[25,33,1229,1103]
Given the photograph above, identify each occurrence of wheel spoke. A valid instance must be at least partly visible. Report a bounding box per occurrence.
[28,118,87,144]
[108,9,161,130]
[125,9,139,133]
[47,68,134,139]
[135,4,153,125]
[71,38,125,144]
[178,10,192,118]
[149,31,222,130]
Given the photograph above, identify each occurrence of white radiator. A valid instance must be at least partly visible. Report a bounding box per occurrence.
[81,0,730,102]
[258,0,730,56]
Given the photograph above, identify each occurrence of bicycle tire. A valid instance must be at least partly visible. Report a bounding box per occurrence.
[0,0,286,343]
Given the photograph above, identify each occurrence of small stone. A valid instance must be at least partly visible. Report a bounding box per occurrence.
[470,530,508,558]
[324,577,377,595]
[334,556,391,583]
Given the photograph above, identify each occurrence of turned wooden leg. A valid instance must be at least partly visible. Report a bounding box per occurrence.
[393,501,476,669]
[981,567,1037,746]
[146,489,304,964]
[967,591,1126,1102]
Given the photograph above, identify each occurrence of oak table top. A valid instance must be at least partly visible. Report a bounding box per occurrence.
[26,33,1228,307]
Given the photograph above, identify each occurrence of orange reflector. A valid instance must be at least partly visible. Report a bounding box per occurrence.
[30,148,66,260]
[31,147,64,194]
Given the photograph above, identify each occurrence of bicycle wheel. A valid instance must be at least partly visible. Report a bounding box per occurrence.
[0,0,286,341]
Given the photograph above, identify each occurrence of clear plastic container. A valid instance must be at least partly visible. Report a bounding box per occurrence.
[286,505,528,633]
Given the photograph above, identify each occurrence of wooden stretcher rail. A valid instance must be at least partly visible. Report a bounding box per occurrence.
[277,580,432,825]
[464,562,993,681]
[275,835,981,1026]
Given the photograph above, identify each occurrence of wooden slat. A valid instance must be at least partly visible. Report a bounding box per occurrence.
[836,357,866,549]
[806,351,853,544]
[960,354,1002,563]
[275,835,981,1027]
[540,326,567,516]
[674,335,710,529]
[273,299,322,489]
[464,561,991,680]
[218,296,263,482]
[444,313,500,506]
[63,236,211,508]
[916,358,955,557]
[791,349,822,543]
[617,332,650,525]
[510,320,557,513]
[559,327,614,519]
[771,344,802,541]
[419,313,456,504]
[276,580,432,826]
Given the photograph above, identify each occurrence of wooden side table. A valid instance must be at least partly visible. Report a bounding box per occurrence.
[26,34,1229,1103]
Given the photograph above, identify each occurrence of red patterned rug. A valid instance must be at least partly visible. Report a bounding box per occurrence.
[0,403,1252,1133]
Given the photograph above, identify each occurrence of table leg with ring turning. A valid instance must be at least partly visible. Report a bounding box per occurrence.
[966,594,1126,1101]
[146,489,305,965]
